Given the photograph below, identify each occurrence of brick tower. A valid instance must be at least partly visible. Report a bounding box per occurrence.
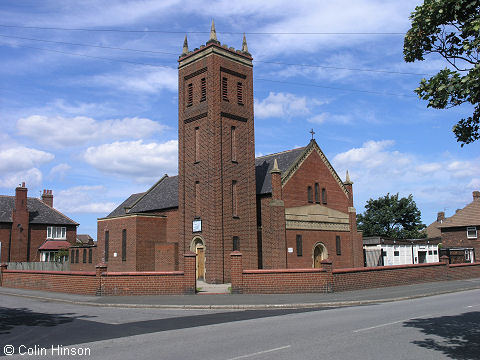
[178,21,257,283]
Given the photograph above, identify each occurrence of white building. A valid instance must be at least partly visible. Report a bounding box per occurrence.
[363,237,440,267]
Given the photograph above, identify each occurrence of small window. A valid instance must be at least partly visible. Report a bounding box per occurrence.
[467,227,477,239]
[237,82,243,104]
[307,186,313,203]
[428,250,433,255]
[82,249,86,263]
[105,231,109,262]
[195,127,200,162]
[233,236,240,251]
[88,248,92,264]
[195,181,200,215]
[434,250,438,255]
[322,188,327,204]
[47,226,66,239]
[75,249,79,263]
[232,180,238,217]
[296,235,302,256]
[336,236,341,255]
[222,77,228,101]
[200,78,206,101]
[70,250,74,264]
[187,83,193,106]
[394,250,400,256]
[231,126,237,162]
[122,229,127,261]
[465,250,470,261]
[314,183,319,203]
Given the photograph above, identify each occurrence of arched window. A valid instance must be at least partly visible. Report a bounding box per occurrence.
[307,186,313,203]
[322,188,327,204]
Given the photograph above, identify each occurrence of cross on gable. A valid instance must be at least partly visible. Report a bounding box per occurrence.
[310,128,315,140]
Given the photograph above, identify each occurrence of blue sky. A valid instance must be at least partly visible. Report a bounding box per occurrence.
[1,0,479,238]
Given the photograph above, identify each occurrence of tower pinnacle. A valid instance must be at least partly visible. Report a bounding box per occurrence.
[181,35,189,56]
[207,19,220,44]
[242,33,250,54]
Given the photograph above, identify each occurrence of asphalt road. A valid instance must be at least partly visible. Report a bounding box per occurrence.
[1,289,479,359]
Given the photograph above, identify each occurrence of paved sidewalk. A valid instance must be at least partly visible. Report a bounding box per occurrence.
[1,277,480,309]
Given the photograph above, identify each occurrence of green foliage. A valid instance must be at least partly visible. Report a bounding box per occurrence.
[404,0,480,146]
[357,193,426,239]
[54,249,69,262]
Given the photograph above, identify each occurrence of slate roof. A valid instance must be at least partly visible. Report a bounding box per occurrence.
[76,234,94,244]
[439,198,480,228]
[425,220,442,238]
[104,147,307,218]
[0,196,78,225]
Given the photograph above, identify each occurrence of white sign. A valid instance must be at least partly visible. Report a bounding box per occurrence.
[113,252,118,257]
[193,219,202,232]
[288,247,293,253]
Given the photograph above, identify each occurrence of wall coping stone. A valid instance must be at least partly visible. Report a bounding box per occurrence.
[449,262,480,268]
[3,269,96,276]
[333,262,444,274]
[243,268,326,274]
[103,271,184,276]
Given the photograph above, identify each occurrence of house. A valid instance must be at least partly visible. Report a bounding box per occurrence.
[96,23,364,283]
[0,184,78,263]
[435,191,479,263]
[363,236,440,267]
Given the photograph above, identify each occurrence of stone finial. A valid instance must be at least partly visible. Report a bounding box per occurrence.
[207,19,220,44]
[182,35,189,56]
[271,158,281,174]
[242,33,250,54]
[344,170,353,185]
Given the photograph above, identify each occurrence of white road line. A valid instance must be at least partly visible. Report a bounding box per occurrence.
[226,345,291,360]
[353,314,433,333]
[466,304,480,308]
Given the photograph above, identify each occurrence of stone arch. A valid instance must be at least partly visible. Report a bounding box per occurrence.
[312,242,328,268]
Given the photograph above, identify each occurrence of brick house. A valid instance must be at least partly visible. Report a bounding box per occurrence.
[426,191,480,263]
[97,23,363,283]
[0,183,78,263]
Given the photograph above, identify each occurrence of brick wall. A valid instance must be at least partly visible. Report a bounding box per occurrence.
[155,243,178,271]
[0,224,11,263]
[442,226,480,261]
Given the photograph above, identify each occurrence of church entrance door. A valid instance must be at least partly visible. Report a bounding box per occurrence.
[196,245,205,280]
[313,243,327,268]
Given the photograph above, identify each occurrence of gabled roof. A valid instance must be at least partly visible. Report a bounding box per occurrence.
[425,220,442,238]
[439,198,480,228]
[76,234,94,244]
[0,196,78,225]
[104,140,346,217]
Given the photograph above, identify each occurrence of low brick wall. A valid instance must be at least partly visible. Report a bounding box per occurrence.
[1,269,97,295]
[230,251,333,294]
[0,252,197,296]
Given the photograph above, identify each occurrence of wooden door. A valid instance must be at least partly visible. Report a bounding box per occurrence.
[196,246,205,280]
[314,246,322,268]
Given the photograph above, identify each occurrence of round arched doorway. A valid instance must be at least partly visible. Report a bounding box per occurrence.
[190,237,205,280]
[312,242,328,268]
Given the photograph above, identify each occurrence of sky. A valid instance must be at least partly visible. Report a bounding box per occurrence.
[1,0,479,238]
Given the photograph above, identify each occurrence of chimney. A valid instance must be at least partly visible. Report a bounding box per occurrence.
[41,189,54,208]
[437,211,445,222]
[11,182,29,261]
[473,191,480,201]
[15,182,28,212]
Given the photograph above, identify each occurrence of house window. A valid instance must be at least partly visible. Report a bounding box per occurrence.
[307,186,313,203]
[467,227,477,239]
[296,235,302,256]
[314,183,319,203]
[428,250,433,255]
[237,82,243,104]
[322,188,327,204]
[187,83,193,106]
[434,250,438,255]
[195,181,200,215]
[194,127,200,162]
[336,236,341,255]
[394,250,400,256]
[88,248,92,264]
[233,236,240,251]
[222,77,228,101]
[122,229,127,261]
[75,249,79,263]
[231,126,237,162]
[105,230,109,262]
[232,180,238,217]
[200,77,206,102]
[47,226,66,239]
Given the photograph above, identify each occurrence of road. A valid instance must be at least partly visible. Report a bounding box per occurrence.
[1,289,479,359]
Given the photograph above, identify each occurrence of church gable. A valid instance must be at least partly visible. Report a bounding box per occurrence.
[281,140,350,213]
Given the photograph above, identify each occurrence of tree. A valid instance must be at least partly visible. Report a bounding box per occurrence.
[357,193,426,239]
[403,0,480,146]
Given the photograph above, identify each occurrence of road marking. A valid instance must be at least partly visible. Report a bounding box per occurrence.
[226,345,291,360]
[466,304,480,308]
[353,314,433,333]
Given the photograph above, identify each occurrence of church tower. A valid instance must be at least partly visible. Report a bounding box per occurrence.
[178,22,257,283]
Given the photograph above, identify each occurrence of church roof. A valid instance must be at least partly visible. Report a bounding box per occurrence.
[0,196,78,225]
[104,146,311,218]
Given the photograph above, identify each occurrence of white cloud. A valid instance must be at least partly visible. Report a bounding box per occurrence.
[54,185,116,213]
[308,112,352,125]
[255,92,310,119]
[0,168,43,188]
[17,115,166,148]
[0,146,54,172]
[83,140,178,181]
[49,163,72,180]
[93,68,178,94]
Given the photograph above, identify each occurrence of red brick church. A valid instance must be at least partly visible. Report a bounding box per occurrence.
[97,23,363,283]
